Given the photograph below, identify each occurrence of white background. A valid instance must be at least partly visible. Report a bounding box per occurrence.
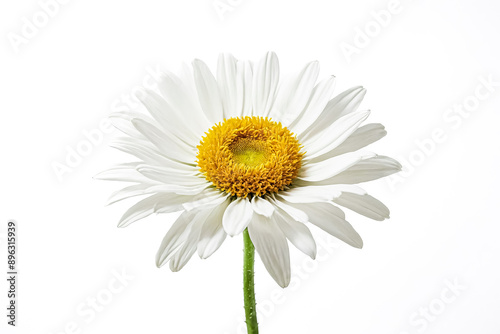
[1,0,500,333]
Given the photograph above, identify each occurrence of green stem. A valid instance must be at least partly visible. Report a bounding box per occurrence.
[243,228,259,334]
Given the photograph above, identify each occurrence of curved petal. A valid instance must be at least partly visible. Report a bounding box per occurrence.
[278,185,367,204]
[274,208,317,259]
[136,164,203,185]
[277,185,343,203]
[252,52,279,116]
[131,118,196,165]
[251,196,275,217]
[248,214,290,288]
[298,152,376,182]
[270,61,320,125]
[118,193,189,227]
[291,202,362,248]
[269,196,309,223]
[222,197,253,236]
[135,89,199,146]
[94,162,156,184]
[157,207,212,270]
[156,210,195,267]
[197,198,231,259]
[107,183,162,205]
[300,86,366,142]
[217,53,238,119]
[108,111,155,139]
[169,222,201,272]
[192,59,224,123]
[182,187,228,211]
[302,110,371,160]
[288,75,336,135]
[311,123,387,161]
[238,60,253,117]
[99,168,206,196]
[110,137,189,168]
[157,70,210,135]
[311,155,402,185]
[333,192,390,221]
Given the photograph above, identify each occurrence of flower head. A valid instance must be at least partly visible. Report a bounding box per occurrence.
[98,52,401,288]
[196,116,304,197]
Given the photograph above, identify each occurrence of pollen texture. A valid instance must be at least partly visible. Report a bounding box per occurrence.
[196,116,304,198]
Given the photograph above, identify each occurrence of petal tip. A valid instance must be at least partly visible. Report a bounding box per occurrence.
[117,220,127,228]
[279,279,290,288]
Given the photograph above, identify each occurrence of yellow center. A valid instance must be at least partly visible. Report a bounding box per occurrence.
[196,116,304,198]
[230,138,269,167]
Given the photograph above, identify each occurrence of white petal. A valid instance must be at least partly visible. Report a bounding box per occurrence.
[135,89,199,146]
[328,184,367,195]
[252,52,279,116]
[269,196,309,223]
[111,137,198,173]
[169,226,200,272]
[302,110,370,160]
[274,209,317,259]
[136,164,202,185]
[277,185,342,204]
[270,61,319,125]
[131,118,196,165]
[238,60,253,117]
[122,182,207,196]
[198,224,226,260]
[182,187,228,211]
[118,193,187,227]
[279,185,367,204]
[94,162,153,183]
[217,53,238,119]
[168,207,210,271]
[300,86,366,142]
[298,152,376,182]
[248,214,290,288]
[197,198,230,259]
[333,192,390,221]
[222,197,253,236]
[103,163,208,196]
[156,210,195,267]
[106,183,159,205]
[292,202,362,248]
[157,70,210,135]
[318,155,402,184]
[110,138,169,167]
[108,111,154,139]
[314,123,387,160]
[192,59,223,123]
[251,196,274,217]
[288,75,336,135]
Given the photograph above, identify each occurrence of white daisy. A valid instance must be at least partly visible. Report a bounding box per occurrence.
[98,52,401,288]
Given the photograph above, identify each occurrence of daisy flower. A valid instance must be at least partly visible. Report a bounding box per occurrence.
[98,52,400,333]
